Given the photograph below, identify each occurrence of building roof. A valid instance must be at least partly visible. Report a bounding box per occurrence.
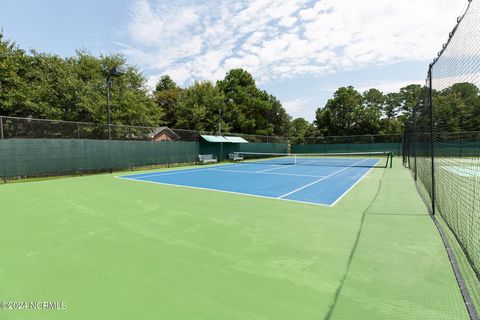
[200,135,249,143]
[149,126,181,139]
[200,135,231,143]
[223,136,249,143]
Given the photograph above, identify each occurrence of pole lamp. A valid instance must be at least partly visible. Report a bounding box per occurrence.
[106,66,126,139]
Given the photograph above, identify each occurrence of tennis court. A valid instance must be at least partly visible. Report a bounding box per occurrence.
[2,0,479,317]
[119,153,388,206]
[0,157,472,319]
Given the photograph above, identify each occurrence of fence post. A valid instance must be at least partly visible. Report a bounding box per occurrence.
[0,116,5,182]
[429,64,436,216]
[77,122,80,139]
[412,107,418,180]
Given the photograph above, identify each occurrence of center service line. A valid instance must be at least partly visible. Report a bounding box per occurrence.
[277,159,368,199]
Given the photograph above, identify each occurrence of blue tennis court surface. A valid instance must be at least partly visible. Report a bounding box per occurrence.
[119,157,381,206]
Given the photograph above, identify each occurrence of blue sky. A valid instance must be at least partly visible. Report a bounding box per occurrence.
[0,0,468,121]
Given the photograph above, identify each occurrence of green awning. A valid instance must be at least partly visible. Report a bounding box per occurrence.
[200,135,230,143]
[224,136,249,143]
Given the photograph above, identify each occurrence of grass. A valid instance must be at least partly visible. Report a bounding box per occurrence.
[0,159,470,319]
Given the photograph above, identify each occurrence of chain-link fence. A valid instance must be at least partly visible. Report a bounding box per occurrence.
[0,116,291,144]
[292,134,402,155]
[403,1,480,317]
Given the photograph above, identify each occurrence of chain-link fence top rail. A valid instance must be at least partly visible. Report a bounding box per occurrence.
[0,115,402,146]
[0,116,289,144]
[404,0,480,317]
[0,115,402,179]
[300,134,402,144]
[292,134,402,156]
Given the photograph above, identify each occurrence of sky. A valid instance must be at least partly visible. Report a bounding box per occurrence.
[0,0,469,121]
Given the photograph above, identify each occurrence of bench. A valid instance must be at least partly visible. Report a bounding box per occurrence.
[229,152,244,162]
[198,154,218,165]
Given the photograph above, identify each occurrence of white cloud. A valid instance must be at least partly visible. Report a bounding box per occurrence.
[355,79,424,94]
[283,98,313,120]
[123,0,467,86]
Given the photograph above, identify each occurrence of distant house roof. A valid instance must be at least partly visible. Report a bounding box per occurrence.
[200,135,249,143]
[149,126,180,140]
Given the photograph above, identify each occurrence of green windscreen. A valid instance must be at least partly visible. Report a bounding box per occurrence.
[0,139,199,178]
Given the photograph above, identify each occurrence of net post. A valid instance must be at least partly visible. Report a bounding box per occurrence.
[390,152,393,168]
[428,64,435,216]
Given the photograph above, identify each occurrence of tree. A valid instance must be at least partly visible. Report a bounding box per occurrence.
[304,123,321,143]
[265,94,291,136]
[0,32,162,127]
[14,31,477,139]
[153,75,182,127]
[155,75,177,91]
[216,68,291,135]
[314,108,333,136]
[380,92,401,134]
[363,88,384,110]
[0,33,37,117]
[434,82,480,132]
[353,89,383,134]
[290,118,310,143]
[289,118,320,144]
[176,81,225,131]
[315,86,363,135]
[398,84,422,114]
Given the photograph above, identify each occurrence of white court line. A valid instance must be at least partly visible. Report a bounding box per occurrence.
[125,168,209,179]
[116,176,333,207]
[257,165,293,172]
[115,158,379,207]
[256,159,319,173]
[207,168,326,178]
[329,159,380,206]
[119,163,247,179]
[277,159,368,199]
[296,159,322,165]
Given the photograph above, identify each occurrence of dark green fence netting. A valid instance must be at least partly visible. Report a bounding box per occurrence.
[238,143,288,154]
[0,139,199,179]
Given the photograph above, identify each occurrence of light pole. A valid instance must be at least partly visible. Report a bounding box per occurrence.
[106,66,126,139]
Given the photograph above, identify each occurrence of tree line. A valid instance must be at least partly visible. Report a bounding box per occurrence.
[1,32,478,141]
[0,33,161,128]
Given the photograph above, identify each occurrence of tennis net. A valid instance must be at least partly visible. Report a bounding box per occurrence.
[230,151,392,168]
